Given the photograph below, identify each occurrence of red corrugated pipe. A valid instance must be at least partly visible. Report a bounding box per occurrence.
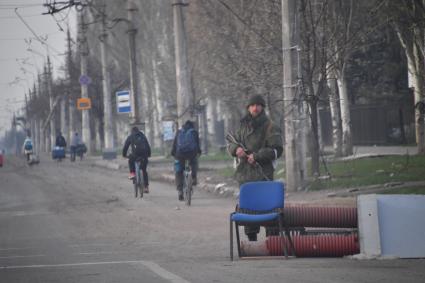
[283,206,357,228]
[268,234,359,257]
[240,234,359,257]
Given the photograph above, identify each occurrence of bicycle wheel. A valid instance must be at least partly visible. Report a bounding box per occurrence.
[138,175,143,199]
[133,179,138,198]
[136,162,143,199]
[185,174,193,206]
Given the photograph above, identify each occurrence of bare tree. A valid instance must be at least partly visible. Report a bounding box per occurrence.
[384,0,425,154]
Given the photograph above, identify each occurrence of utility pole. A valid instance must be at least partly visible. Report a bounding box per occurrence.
[37,73,44,152]
[29,85,37,154]
[43,64,51,152]
[60,90,68,143]
[66,28,75,141]
[172,0,193,127]
[79,9,92,153]
[100,5,114,149]
[47,56,55,151]
[282,0,303,192]
[12,114,17,156]
[127,0,144,132]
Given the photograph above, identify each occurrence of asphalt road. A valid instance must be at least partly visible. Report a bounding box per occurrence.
[0,155,424,283]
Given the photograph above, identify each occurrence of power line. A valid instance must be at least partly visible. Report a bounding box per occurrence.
[0,4,41,9]
[0,32,63,41]
[0,13,41,19]
[14,8,62,56]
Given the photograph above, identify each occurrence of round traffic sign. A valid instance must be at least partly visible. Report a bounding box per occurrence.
[79,75,92,86]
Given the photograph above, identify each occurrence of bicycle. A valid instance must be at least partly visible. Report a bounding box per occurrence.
[70,144,85,162]
[182,163,193,206]
[132,157,145,199]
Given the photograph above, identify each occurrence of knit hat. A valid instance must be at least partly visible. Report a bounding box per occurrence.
[246,95,266,108]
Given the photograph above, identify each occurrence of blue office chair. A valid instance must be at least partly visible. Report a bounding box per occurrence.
[230,181,294,260]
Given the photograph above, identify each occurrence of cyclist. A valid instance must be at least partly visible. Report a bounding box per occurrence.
[55,131,67,148]
[22,134,33,162]
[122,126,151,193]
[70,132,82,161]
[171,120,201,201]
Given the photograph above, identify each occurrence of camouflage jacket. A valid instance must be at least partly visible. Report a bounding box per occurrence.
[227,110,283,184]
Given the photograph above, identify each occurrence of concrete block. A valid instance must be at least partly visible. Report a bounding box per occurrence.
[357,194,425,258]
[102,148,117,160]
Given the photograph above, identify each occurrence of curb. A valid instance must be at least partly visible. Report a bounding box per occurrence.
[93,160,122,170]
[89,159,239,198]
[155,172,239,199]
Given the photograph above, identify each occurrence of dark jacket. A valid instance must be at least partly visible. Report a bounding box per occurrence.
[122,130,151,158]
[227,110,283,184]
[171,121,201,159]
[55,135,66,147]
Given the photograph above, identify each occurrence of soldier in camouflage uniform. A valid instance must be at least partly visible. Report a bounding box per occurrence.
[227,94,283,241]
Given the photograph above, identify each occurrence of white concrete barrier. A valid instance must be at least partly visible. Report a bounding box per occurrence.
[358,194,425,258]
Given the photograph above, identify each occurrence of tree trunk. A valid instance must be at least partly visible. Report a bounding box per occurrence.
[411,41,425,153]
[337,71,353,156]
[152,58,163,150]
[309,97,320,176]
[327,68,342,157]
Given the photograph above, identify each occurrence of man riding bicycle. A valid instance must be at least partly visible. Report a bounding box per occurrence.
[55,131,67,148]
[22,134,34,162]
[122,126,151,193]
[171,120,201,201]
[70,132,84,161]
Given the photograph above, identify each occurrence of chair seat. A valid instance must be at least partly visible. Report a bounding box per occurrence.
[231,212,279,223]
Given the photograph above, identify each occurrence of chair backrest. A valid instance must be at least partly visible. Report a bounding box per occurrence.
[239,181,285,211]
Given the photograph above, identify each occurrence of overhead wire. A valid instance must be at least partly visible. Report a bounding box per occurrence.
[14,7,63,62]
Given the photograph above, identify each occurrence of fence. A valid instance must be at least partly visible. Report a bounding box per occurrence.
[319,103,415,146]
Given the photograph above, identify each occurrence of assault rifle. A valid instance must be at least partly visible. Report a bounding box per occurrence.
[225,132,270,181]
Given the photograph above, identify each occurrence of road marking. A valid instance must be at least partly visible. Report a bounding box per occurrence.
[139,261,191,283]
[0,260,191,283]
[0,247,34,251]
[68,243,111,248]
[0,210,48,217]
[76,252,122,255]
[0,254,45,259]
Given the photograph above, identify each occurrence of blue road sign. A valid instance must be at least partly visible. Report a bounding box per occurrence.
[79,75,92,86]
[116,90,131,113]
[162,121,175,141]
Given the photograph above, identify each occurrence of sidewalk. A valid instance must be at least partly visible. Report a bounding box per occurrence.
[79,145,420,200]
[82,154,239,198]
[334,145,417,160]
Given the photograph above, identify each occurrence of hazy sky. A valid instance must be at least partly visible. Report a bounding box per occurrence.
[0,0,76,137]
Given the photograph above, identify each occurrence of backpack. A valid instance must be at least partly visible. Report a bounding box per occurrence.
[57,136,66,147]
[24,140,33,151]
[131,132,150,157]
[176,128,197,155]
